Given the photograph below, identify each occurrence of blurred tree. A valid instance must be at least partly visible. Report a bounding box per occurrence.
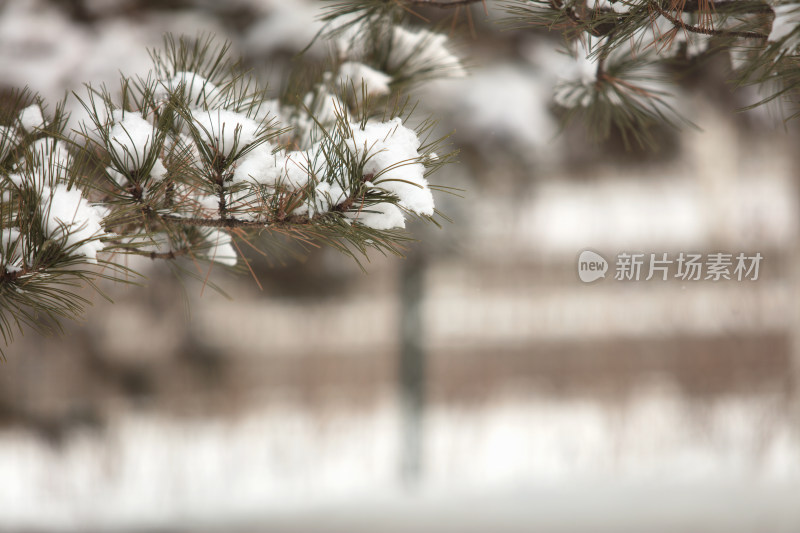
[383,0,799,147]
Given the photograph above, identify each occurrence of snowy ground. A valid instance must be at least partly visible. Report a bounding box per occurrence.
[0,388,798,532]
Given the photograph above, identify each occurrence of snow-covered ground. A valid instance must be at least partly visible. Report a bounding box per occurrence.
[0,388,798,531]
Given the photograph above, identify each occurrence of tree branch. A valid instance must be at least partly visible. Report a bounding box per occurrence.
[680,0,772,15]
[650,0,768,39]
[160,214,270,228]
[550,0,605,36]
[400,0,486,9]
[544,0,772,38]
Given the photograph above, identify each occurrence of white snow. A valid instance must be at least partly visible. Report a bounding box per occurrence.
[192,109,260,157]
[157,70,220,107]
[204,229,237,266]
[295,87,346,146]
[232,144,283,186]
[1,228,23,273]
[422,61,558,158]
[347,117,434,226]
[0,390,799,531]
[338,62,392,97]
[105,167,127,189]
[232,144,320,190]
[310,180,347,215]
[769,3,800,52]
[388,26,465,78]
[17,105,45,132]
[250,98,285,126]
[0,0,91,105]
[30,137,72,168]
[347,201,406,230]
[243,0,326,57]
[0,125,16,161]
[0,4,442,236]
[312,90,344,125]
[282,147,326,189]
[150,157,168,182]
[8,131,105,264]
[16,137,74,186]
[338,23,464,79]
[553,43,603,108]
[230,115,433,229]
[195,194,222,216]
[106,157,167,189]
[590,0,632,12]
[234,116,432,229]
[41,184,108,263]
[288,177,347,218]
[108,110,156,172]
[0,0,226,108]
[4,131,108,263]
[552,38,676,112]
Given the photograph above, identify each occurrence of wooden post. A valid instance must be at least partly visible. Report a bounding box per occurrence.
[399,249,425,486]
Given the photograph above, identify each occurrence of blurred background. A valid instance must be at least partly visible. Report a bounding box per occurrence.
[1,0,800,531]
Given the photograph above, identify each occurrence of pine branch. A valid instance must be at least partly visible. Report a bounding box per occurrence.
[400,0,486,8]
[1,15,458,353]
[649,1,768,40]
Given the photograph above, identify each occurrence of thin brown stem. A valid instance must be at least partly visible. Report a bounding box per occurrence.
[142,248,190,260]
[104,239,192,260]
[548,0,771,38]
[551,0,604,36]
[650,1,768,39]
[400,0,486,9]
[160,214,271,228]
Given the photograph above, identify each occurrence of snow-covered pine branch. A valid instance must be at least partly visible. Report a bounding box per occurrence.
[0,93,126,352]
[339,0,799,143]
[0,14,464,354]
[500,0,800,144]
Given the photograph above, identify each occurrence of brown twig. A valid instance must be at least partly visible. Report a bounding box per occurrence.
[160,214,273,228]
[400,0,486,9]
[649,1,768,40]
[547,0,771,38]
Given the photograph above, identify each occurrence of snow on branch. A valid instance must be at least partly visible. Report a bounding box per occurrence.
[0,21,456,354]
